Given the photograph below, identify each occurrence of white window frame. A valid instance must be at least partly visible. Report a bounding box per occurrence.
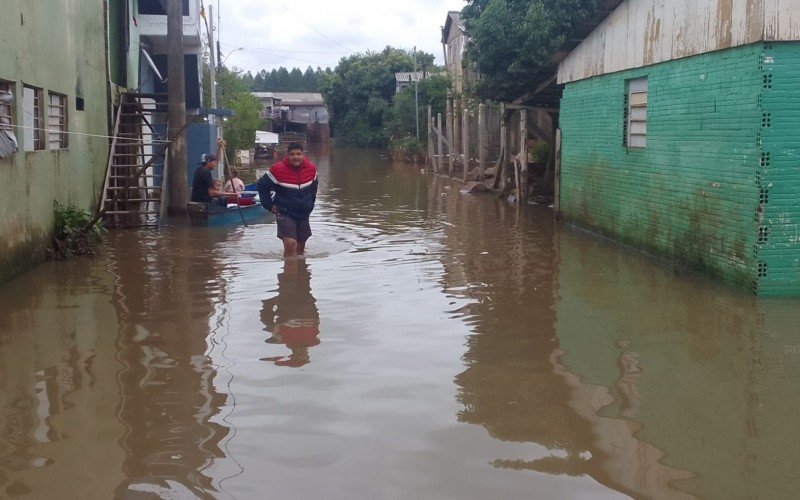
[0,80,13,133]
[23,85,44,151]
[626,77,648,148]
[48,92,68,149]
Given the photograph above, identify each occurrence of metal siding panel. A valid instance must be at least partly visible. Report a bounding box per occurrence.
[732,0,758,45]
[558,0,796,84]
[766,0,800,40]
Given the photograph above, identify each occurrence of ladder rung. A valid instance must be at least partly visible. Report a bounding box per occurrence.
[109,175,162,179]
[104,210,161,215]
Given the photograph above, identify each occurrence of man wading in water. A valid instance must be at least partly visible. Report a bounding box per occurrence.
[257,142,319,257]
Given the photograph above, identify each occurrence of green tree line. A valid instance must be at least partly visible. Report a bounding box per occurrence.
[241,66,332,93]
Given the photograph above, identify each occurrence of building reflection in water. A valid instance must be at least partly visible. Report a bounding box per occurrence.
[260,259,320,368]
[107,229,230,498]
[429,175,697,499]
[0,259,125,497]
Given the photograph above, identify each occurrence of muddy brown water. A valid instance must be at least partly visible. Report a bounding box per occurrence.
[2,147,800,499]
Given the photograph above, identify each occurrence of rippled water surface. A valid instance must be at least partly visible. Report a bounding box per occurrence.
[2,147,800,499]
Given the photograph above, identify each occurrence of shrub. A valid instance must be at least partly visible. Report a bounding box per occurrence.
[51,201,105,259]
[388,134,424,162]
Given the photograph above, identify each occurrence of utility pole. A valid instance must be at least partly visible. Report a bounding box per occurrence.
[208,5,217,123]
[207,4,223,179]
[414,46,420,142]
[167,0,188,214]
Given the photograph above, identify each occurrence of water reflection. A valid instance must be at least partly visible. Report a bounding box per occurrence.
[432,174,700,498]
[2,147,800,498]
[108,230,229,498]
[0,261,124,497]
[260,259,320,368]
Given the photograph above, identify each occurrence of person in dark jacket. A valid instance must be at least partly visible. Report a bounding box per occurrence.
[257,142,318,257]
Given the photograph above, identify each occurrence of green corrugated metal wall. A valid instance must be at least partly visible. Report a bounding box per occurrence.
[560,42,800,296]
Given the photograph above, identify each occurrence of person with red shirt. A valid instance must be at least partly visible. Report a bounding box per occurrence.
[257,142,319,257]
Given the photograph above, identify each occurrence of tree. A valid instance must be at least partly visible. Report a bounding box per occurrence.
[462,0,598,101]
[216,67,262,157]
[385,74,450,139]
[319,46,436,147]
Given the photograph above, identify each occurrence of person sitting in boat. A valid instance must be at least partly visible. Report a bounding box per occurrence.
[190,138,237,204]
[224,167,245,194]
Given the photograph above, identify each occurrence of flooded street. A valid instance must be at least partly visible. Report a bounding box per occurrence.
[2,147,800,499]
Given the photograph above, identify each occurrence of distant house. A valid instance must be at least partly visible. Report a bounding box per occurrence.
[266,92,330,144]
[555,0,800,295]
[394,72,425,94]
[441,11,469,94]
[253,92,282,121]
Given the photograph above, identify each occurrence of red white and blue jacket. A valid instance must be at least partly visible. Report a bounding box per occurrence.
[257,157,318,220]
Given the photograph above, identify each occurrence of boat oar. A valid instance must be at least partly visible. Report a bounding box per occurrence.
[222,148,247,227]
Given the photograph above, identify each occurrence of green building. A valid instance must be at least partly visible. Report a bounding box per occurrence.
[0,0,209,285]
[557,0,800,296]
[0,1,110,284]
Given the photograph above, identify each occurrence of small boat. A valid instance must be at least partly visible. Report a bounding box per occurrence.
[187,184,273,226]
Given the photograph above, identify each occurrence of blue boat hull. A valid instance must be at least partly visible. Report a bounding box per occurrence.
[206,203,272,226]
[187,201,274,226]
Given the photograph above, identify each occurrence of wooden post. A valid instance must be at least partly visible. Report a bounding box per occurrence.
[554,127,562,219]
[446,97,454,176]
[437,112,443,174]
[519,109,528,204]
[478,103,486,182]
[427,105,434,171]
[494,104,507,190]
[167,0,187,214]
[462,107,469,181]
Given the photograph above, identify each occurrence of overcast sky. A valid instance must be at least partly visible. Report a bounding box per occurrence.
[213,0,467,74]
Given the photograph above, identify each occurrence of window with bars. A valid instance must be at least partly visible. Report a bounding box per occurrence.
[23,85,44,151]
[48,92,68,149]
[0,81,12,132]
[625,77,648,148]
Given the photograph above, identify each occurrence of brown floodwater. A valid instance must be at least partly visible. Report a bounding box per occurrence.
[2,147,800,499]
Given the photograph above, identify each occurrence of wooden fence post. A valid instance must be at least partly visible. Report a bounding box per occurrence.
[446,97,454,176]
[427,105,434,171]
[494,103,507,190]
[437,112,443,174]
[519,109,528,203]
[462,107,469,181]
[478,103,486,182]
[555,127,562,219]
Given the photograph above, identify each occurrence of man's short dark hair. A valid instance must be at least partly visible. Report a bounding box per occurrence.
[286,142,303,152]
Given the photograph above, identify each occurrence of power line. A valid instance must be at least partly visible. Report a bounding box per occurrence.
[277,2,353,52]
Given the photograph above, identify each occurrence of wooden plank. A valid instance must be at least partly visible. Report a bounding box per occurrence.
[446,97,454,175]
[478,103,486,181]
[554,128,562,219]
[437,113,444,174]
[462,108,469,181]
[427,105,435,171]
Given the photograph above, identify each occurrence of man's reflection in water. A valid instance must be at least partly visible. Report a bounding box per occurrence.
[260,259,320,367]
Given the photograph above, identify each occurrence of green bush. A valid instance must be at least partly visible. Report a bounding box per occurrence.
[388,134,424,161]
[51,201,105,259]
[529,141,551,164]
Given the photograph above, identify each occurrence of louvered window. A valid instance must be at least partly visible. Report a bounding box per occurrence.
[48,92,68,149]
[625,77,648,148]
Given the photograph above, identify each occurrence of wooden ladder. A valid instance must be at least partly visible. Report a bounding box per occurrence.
[100,92,169,228]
